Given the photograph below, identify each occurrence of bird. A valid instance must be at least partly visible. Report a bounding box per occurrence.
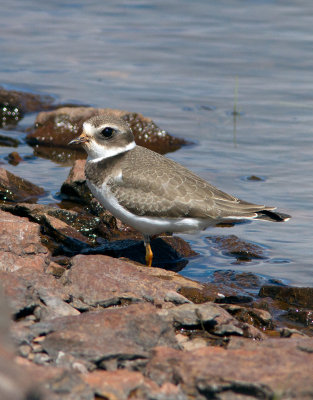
[69,113,290,267]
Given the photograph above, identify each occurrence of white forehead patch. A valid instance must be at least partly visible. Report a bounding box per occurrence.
[83,122,97,135]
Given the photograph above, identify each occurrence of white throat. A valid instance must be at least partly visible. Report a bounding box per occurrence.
[87,140,136,163]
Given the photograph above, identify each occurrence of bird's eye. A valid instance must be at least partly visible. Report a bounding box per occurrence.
[100,127,115,139]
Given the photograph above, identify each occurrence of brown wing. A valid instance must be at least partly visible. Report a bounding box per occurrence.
[108,146,272,219]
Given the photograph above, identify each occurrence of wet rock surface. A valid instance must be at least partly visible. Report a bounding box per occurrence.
[26,106,189,157]
[7,151,23,165]
[259,285,313,308]
[0,134,20,148]
[0,167,45,202]
[207,234,267,263]
[0,86,55,127]
[60,159,91,203]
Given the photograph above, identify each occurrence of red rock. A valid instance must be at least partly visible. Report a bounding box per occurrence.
[31,303,178,368]
[15,358,93,399]
[0,168,45,203]
[84,369,186,400]
[146,338,313,399]
[84,370,157,400]
[0,267,71,321]
[0,291,45,400]
[65,254,201,307]
[0,210,49,272]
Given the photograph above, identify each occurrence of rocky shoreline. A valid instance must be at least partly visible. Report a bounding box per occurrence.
[0,87,312,399]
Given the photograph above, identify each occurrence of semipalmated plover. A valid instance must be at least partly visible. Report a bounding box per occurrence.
[69,113,290,266]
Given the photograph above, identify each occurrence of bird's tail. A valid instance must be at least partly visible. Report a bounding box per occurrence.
[255,209,291,222]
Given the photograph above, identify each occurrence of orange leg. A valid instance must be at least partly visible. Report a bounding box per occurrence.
[143,235,153,267]
[145,242,153,267]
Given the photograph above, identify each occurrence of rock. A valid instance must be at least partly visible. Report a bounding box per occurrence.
[1,200,198,269]
[0,168,45,202]
[180,337,208,352]
[259,285,313,308]
[164,291,192,305]
[212,270,264,288]
[83,369,187,400]
[0,268,73,324]
[35,292,80,321]
[158,302,221,328]
[280,327,308,338]
[1,202,101,254]
[0,288,47,400]
[207,234,267,262]
[46,261,67,277]
[0,86,54,127]
[246,175,264,181]
[64,254,202,308]
[285,308,313,328]
[146,338,313,400]
[30,303,178,369]
[83,370,156,400]
[123,112,189,154]
[0,135,20,147]
[15,358,94,400]
[7,151,23,166]
[177,270,265,306]
[177,285,218,304]
[60,159,91,203]
[222,304,273,330]
[158,302,265,340]
[0,210,49,272]
[26,107,189,155]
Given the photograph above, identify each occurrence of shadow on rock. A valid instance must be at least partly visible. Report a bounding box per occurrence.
[83,235,198,272]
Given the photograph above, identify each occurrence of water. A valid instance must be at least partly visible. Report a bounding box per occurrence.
[1,0,312,286]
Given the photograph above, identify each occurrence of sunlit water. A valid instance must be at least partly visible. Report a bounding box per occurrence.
[1,0,312,286]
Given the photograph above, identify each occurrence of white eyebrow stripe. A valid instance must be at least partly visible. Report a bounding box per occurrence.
[83,122,122,135]
[88,140,136,163]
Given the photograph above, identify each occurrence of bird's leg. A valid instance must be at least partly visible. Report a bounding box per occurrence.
[143,234,153,267]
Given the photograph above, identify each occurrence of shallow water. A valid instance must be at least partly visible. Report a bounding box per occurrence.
[1,0,312,286]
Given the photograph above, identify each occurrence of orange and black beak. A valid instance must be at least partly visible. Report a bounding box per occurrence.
[68,132,89,145]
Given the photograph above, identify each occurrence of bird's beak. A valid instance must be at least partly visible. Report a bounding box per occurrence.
[68,132,89,145]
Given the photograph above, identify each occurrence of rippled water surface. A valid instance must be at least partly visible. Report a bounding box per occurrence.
[1,0,313,286]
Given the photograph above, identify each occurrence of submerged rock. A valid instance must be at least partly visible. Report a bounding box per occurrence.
[207,234,267,262]
[0,134,20,148]
[259,285,313,308]
[7,151,23,166]
[26,106,189,155]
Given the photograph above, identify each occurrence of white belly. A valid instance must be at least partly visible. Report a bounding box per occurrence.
[87,180,215,236]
